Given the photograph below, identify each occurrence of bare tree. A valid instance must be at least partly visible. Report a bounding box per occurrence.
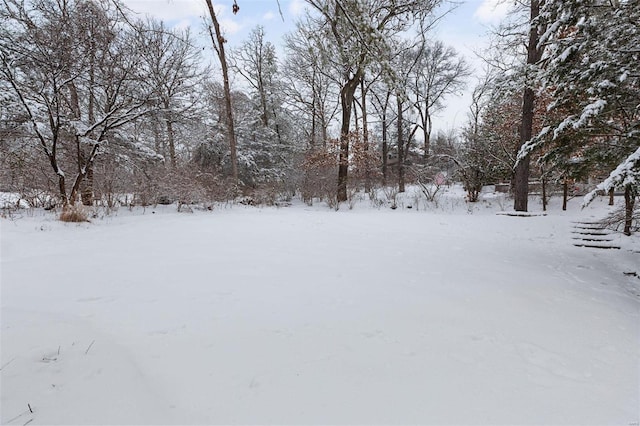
[393,43,426,192]
[455,73,502,202]
[139,19,205,169]
[370,85,392,183]
[410,41,470,159]
[204,0,238,186]
[232,26,278,129]
[304,0,442,202]
[0,0,153,208]
[282,19,339,150]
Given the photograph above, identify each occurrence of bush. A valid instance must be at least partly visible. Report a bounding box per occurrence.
[300,132,381,207]
[59,204,89,222]
[300,144,339,205]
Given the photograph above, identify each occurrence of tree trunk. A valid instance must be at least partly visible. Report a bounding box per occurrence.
[360,80,371,193]
[382,125,388,184]
[74,131,83,206]
[608,187,614,206]
[422,111,432,160]
[321,116,328,149]
[353,98,360,133]
[57,171,67,206]
[310,108,316,149]
[259,80,269,128]
[514,0,542,212]
[70,81,93,206]
[45,132,67,204]
[205,0,238,186]
[165,107,177,169]
[337,71,362,202]
[88,47,96,126]
[514,87,533,212]
[152,115,162,155]
[562,177,568,211]
[310,68,318,149]
[541,173,547,212]
[623,185,635,236]
[381,92,390,185]
[397,95,405,193]
[69,142,100,205]
[81,165,94,206]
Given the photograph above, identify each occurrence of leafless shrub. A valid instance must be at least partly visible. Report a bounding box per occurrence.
[326,195,340,210]
[348,132,382,193]
[1,205,23,220]
[382,185,399,209]
[412,165,446,206]
[92,155,131,209]
[237,183,292,207]
[300,143,339,206]
[597,204,639,234]
[368,184,385,209]
[347,187,361,210]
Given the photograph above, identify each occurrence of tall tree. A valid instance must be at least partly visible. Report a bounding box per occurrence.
[391,42,421,192]
[370,86,393,183]
[139,19,204,169]
[513,0,545,211]
[204,0,238,186]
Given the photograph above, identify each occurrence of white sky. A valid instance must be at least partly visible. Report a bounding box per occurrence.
[121,0,510,135]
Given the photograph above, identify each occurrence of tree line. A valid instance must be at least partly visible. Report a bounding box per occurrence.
[0,0,637,232]
[0,0,468,209]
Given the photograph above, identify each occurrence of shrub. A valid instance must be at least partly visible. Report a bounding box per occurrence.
[59,204,89,222]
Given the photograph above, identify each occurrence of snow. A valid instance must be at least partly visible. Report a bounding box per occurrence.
[619,70,629,83]
[558,44,577,63]
[1,190,639,425]
[597,79,616,90]
[0,193,29,209]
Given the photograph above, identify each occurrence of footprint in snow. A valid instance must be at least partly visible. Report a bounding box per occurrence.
[516,342,589,381]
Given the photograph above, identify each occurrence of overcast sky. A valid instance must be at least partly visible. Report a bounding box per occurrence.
[122,0,509,134]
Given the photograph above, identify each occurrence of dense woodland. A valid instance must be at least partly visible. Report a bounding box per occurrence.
[0,0,638,232]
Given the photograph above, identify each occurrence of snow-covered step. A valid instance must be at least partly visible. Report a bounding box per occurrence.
[571,221,621,250]
[572,243,621,249]
[571,237,614,242]
[571,232,612,238]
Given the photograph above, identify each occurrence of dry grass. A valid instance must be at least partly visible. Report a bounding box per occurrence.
[59,204,89,222]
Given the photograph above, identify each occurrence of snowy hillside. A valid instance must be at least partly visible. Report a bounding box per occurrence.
[1,191,639,425]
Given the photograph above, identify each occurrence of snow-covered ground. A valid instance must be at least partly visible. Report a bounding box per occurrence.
[2,188,639,425]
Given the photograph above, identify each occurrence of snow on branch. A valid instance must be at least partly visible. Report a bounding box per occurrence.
[583,146,640,206]
[517,99,608,167]
[539,99,606,145]
[516,125,551,164]
[573,99,606,129]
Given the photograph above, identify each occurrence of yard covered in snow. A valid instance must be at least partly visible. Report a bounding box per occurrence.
[1,188,639,425]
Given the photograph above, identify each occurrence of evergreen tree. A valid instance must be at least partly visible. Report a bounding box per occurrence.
[522,0,640,233]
